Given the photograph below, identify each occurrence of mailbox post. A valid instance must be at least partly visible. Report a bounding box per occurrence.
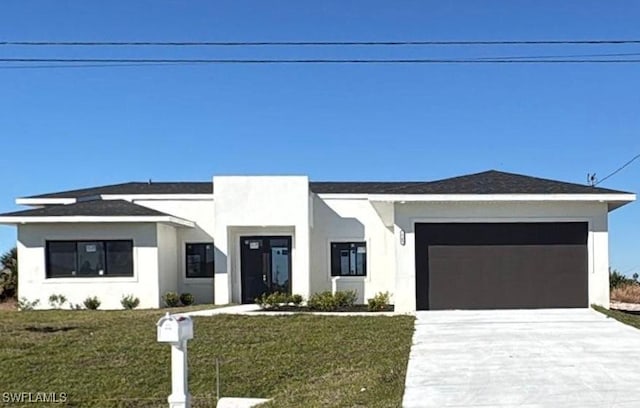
[157,313,194,408]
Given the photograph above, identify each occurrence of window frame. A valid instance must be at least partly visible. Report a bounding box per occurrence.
[185,242,215,279]
[330,241,367,277]
[45,240,134,279]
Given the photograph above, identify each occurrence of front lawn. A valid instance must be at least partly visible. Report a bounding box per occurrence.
[0,308,414,407]
[593,304,640,330]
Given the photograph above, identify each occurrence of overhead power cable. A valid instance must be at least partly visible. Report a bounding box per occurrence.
[2,57,640,65]
[595,153,640,186]
[2,39,640,46]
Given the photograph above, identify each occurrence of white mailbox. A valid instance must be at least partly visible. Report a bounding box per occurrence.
[157,313,194,343]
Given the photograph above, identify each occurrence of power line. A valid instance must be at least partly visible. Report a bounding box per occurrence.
[2,57,640,65]
[595,153,640,186]
[2,39,640,46]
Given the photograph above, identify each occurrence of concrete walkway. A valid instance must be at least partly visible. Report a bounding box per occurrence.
[402,309,640,408]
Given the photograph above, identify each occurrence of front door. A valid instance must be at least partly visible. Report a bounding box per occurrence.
[240,236,292,304]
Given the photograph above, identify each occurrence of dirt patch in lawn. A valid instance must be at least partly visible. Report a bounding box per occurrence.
[0,298,17,311]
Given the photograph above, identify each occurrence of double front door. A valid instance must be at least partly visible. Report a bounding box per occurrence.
[240,236,292,304]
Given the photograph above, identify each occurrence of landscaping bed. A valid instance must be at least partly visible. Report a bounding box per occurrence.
[0,307,414,407]
[251,304,394,313]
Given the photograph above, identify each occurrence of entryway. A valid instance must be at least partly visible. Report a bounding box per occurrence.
[240,236,292,304]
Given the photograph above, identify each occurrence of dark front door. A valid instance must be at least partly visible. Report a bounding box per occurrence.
[240,236,292,304]
[415,222,589,310]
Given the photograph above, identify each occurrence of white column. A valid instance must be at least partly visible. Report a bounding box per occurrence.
[168,341,191,408]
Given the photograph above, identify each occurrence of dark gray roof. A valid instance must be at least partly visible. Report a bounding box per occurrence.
[20,170,630,199]
[309,170,631,195]
[27,181,213,199]
[0,200,174,217]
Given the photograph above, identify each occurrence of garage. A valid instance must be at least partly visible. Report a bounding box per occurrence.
[415,222,588,310]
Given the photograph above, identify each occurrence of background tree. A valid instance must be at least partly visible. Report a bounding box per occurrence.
[0,247,17,301]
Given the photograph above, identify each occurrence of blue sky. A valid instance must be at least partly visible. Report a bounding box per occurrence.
[0,1,638,274]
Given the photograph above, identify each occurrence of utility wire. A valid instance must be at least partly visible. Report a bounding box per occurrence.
[2,58,640,65]
[3,39,640,46]
[595,153,640,186]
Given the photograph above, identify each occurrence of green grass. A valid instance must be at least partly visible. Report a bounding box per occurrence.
[0,308,414,407]
[593,304,640,330]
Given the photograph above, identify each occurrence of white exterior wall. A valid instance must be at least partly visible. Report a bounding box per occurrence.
[156,223,178,304]
[310,195,394,304]
[134,199,215,303]
[17,223,160,309]
[213,176,310,304]
[392,201,610,313]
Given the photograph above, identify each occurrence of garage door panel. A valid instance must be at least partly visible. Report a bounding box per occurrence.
[428,245,588,310]
[415,222,589,310]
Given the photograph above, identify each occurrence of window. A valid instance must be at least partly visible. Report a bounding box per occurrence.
[186,243,214,278]
[331,242,366,276]
[46,240,133,278]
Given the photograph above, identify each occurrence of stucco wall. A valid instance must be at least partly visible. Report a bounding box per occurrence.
[392,200,610,313]
[134,199,215,303]
[310,195,395,304]
[213,176,310,304]
[156,223,178,305]
[17,223,160,310]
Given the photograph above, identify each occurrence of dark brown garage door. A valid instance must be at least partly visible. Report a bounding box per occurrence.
[415,222,588,310]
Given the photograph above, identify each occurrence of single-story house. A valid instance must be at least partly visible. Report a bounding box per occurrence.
[0,170,635,312]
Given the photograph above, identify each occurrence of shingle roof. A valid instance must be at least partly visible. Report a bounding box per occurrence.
[0,199,173,217]
[19,170,631,199]
[27,182,213,199]
[309,170,631,195]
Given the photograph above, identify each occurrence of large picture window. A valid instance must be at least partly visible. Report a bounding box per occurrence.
[186,243,214,278]
[331,242,367,277]
[46,240,133,278]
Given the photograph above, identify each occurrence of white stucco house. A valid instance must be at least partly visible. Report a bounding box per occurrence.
[0,170,635,312]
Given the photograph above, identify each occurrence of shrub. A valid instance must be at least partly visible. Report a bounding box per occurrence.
[308,291,339,312]
[69,303,83,310]
[17,297,39,311]
[610,269,633,289]
[368,291,391,312]
[83,296,101,310]
[611,283,640,304]
[121,294,140,310]
[179,293,195,306]
[255,291,290,309]
[162,291,180,307]
[334,290,358,308]
[289,294,304,306]
[48,294,67,309]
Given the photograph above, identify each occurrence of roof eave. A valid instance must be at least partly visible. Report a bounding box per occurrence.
[0,215,195,228]
[367,192,636,206]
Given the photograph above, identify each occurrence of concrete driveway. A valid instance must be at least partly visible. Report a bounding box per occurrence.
[402,309,640,408]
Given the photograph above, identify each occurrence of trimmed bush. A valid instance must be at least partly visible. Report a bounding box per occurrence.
[289,294,304,306]
[162,291,180,307]
[121,294,140,310]
[48,294,67,309]
[179,293,195,306]
[334,290,358,308]
[307,291,339,312]
[368,291,391,312]
[17,297,39,311]
[255,292,290,309]
[83,296,101,310]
